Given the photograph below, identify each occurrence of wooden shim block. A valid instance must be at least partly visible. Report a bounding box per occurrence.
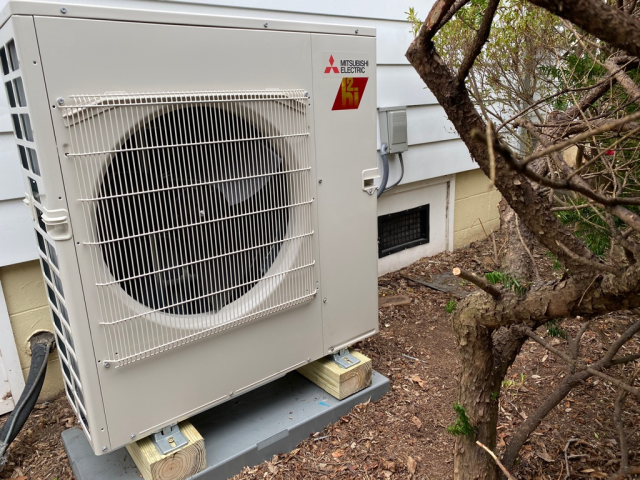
[378,295,412,308]
[298,351,372,400]
[126,420,206,480]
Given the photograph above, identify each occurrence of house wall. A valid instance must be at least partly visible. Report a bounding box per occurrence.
[0,261,63,401]
[453,168,501,249]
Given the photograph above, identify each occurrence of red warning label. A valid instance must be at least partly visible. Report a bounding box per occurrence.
[332,77,368,111]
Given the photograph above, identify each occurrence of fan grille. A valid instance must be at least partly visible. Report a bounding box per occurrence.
[64,90,316,366]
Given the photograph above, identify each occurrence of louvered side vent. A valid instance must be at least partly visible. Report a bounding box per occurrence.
[62,90,317,367]
[0,40,89,435]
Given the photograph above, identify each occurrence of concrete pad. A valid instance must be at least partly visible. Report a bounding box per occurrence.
[62,370,390,480]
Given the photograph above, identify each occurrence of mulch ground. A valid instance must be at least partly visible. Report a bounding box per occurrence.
[1,235,638,480]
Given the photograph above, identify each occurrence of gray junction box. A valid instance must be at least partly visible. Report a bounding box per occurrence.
[379,106,408,154]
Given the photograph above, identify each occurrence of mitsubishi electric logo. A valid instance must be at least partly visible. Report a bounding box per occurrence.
[324,53,370,74]
[324,55,339,74]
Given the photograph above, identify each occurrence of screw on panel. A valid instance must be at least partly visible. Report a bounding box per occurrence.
[263,22,268,28]
[307,358,311,363]
[355,29,359,34]
[323,298,327,303]
[103,361,110,368]
[102,446,108,452]
[229,391,234,396]
[56,97,64,105]
[318,179,322,184]
[60,7,67,14]
[130,434,136,439]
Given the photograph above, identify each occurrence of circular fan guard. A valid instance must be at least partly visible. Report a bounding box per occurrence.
[96,106,289,315]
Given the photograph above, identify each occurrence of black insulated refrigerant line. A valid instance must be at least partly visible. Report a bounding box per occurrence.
[0,331,55,466]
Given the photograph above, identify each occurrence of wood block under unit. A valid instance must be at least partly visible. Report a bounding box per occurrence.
[298,351,372,400]
[126,420,206,480]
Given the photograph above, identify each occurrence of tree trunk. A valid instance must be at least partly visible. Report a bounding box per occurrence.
[453,188,539,479]
[452,304,502,480]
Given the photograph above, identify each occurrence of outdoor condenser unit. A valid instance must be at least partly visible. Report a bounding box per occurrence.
[0,0,379,455]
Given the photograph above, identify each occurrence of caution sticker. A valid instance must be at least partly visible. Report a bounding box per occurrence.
[332,77,368,111]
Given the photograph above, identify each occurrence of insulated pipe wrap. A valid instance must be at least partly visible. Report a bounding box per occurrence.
[0,332,54,465]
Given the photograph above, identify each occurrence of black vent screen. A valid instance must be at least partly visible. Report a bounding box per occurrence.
[378,204,429,257]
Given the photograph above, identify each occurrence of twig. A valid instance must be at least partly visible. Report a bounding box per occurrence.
[612,367,639,477]
[452,268,502,299]
[402,354,429,364]
[564,438,579,480]
[487,120,496,184]
[515,215,540,281]
[551,203,593,212]
[578,275,600,307]
[491,233,499,268]
[475,441,517,480]
[476,218,499,267]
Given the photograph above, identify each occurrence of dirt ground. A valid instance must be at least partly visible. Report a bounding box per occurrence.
[1,236,638,480]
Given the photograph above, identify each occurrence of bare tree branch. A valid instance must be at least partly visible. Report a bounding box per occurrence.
[503,319,640,469]
[604,58,640,107]
[496,77,616,132]
[520,327,640,396]
[457,0,500,83]
[473,127,640,232]
[522,111,640,166]
[612,352,640,365]
[406,35,597,270]
[502,369,592,469]
[436,0,472,32]
[555,241,620,274]
[528,0,640,59]
[453,268,502,299]
[418,0,457,43]
[568,319,592,374]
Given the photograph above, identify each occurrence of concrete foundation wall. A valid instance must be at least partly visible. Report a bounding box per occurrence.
[453,169,501,249]
[0,261,63,401]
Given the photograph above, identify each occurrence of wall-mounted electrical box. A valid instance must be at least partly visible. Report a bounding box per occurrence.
[379,106,408,154]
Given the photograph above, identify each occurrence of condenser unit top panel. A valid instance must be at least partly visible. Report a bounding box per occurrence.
[0,0,375,36]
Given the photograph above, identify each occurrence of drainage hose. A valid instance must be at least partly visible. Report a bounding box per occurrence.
[0,332,55,466]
